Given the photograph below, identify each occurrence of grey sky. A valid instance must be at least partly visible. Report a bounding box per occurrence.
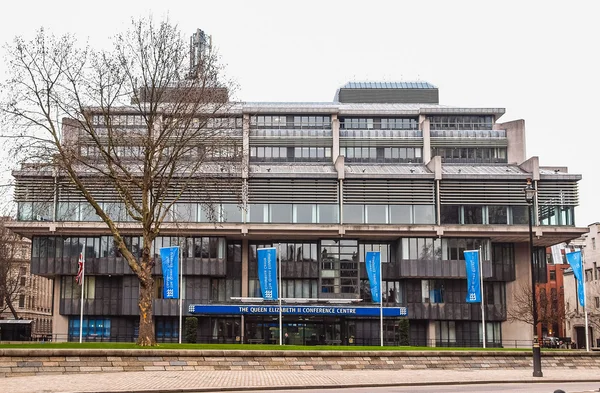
[1,0,597,227]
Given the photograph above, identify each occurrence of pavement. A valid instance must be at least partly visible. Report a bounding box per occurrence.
[2,369,600,393]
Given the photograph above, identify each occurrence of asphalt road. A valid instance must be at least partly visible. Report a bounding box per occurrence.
[222,382,600,393]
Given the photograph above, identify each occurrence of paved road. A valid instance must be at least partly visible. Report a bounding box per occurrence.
[2,369,600,393]
[225,383,600,393]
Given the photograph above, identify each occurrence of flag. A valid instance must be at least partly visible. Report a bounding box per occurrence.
[365,251,381,303]
[566,250,585,307]
[75,250,84,286]
[160,246,180,299]
[464,250,481,303]
[257,247,278,300]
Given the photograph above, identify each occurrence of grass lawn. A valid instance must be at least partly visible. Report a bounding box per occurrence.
[0,342,534,351]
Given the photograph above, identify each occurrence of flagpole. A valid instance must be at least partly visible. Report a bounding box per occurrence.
[582,253,589,351]
[479,246,486,349]
[178,245,182,345]
[79,239,86,344]
[278,243,282,346]
[379,245,383,347]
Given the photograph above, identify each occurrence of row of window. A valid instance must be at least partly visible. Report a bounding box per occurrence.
[431,147,507,163]
[250,116,331,129]
[18,201,575,228]
[250,146,332,162]
[429,116,494,131]
[80,144,241,160]
[32,235,227,261]
[90,115,243,129]
[341,147,423,163]
[341,118,419,130]
[441,205,529,225]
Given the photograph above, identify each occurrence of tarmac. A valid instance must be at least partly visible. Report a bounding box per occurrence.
[2,368,600,393]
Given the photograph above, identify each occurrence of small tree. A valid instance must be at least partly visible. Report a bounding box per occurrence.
[398,318,410,346]
[184,317,198,343]
[1,18,241,345]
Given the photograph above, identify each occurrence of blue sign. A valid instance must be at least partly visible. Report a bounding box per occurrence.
[464,250,481,303]
[160,246,179,299]
[365,251,381,303]
[189,304,408,317]
[566,250,585,307]
[257,247,278,300]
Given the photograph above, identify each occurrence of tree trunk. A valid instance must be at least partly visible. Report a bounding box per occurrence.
[4,295,18,319]
[137,271,155,346]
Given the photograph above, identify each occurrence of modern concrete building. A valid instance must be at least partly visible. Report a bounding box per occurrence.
[564,223,600,349]
[6,81,587,346]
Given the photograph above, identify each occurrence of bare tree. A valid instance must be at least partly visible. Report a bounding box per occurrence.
[1,18,241,345]
[0,217,26,319]
[508,283,563,334]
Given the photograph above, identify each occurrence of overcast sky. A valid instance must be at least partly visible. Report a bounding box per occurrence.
[1,0,597,227]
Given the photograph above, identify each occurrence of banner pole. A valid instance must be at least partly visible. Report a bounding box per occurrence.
[278,243,282,346]
[480,246,486,349]
[379,245,383,347]
[79,239,86,344]
[179,245,183,344]
[582,251,589,351]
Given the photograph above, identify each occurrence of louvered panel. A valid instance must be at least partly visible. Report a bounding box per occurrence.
[440,180,530,205]
[14,176,55,202]
[248,179,338,203]
[340,138,423,147]
[57,178,242,203]
[537,181,579,206]
[343,180,434,204]
[430,138,508,147]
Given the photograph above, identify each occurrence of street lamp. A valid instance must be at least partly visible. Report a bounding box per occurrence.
[524,178,543,377]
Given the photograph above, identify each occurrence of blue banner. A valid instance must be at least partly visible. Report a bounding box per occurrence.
[160,246,179,299]
[566,250,585,307]
[257,247,278,300]
[365,251,381,303]
[189,304,408,317]
[464,250,481,303]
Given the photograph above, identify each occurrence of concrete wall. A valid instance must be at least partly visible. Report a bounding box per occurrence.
[498,119,526,164]
[1,349,599,377]
[51,278,68,342]
[503,243,533,342]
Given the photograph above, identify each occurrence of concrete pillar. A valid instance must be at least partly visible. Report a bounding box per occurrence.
[428,320,437,347]
[421,115,431,163]
[51,277,69,342]
[331,114,340,164]
[502,243,534,346]
[241,238,249,297]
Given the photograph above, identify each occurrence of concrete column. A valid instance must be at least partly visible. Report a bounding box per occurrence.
[421,115,431,163]
[242,114,250,180]
[51,277,69,342]
[427,320,437,347]
[331,114,340,164]
[241,238,249,297]
[502,243,534,346]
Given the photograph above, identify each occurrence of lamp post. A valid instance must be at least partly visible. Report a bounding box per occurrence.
[524,179,543,377]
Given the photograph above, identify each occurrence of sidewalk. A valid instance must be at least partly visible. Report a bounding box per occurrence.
[2,368,600,393]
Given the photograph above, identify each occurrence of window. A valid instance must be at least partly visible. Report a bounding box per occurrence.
[549,270,556,281]
[69,317,111,339]
[595,297,600,309]
[422,280,444,303]
[18,294,25,308]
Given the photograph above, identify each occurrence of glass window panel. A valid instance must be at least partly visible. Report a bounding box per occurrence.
[440,205,460,224]
[248,204,268,223]
[317,204,338,224]
[294,204,315,224]
[390,205,412,224]
[414,205,435,224]
[366,205,387,224]
[271,204,292,223]
[488,206,507,224]
[463,206,483,224]
[512,206,529,225]
[344,205,363,224]
[221,204,243,223]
